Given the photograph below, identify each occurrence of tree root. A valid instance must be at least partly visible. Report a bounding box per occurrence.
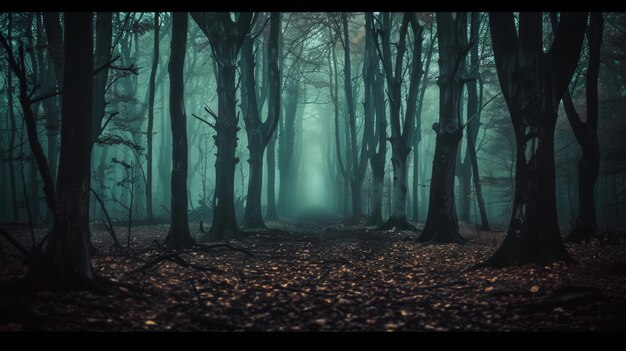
[379,216,419,232]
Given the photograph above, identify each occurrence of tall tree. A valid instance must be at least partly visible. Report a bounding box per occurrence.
[340,12,370,218]
[376,13,423,231]
[457,12,491,231]
[365,13,387,226]
[419,12,471,243]
[163,12,195,250]
[241,12,281,229]
[29,12,99,289]
[191,12,254,241]
[477,12,587,267]
[266,133,279,220]
[411,19,435,223]
[5,14,19,222]
[560,13,603,242]
[278,62,301,216]
[92,12,112,144]
[42,12,63,215]
[0,15,57,224]
[146,12,160,224]
[328,28,350,218]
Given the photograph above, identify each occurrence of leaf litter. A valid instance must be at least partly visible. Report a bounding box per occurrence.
[0,220,625,331]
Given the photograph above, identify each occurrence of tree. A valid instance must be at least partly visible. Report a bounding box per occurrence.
[456,12,491,231]
[42,12,63,223]
[145,12,160,224]
[191,12,254,241]
[477,12,587,267]
[163,12,195,250]
[92,12,113,145]
[241,12,281,229]
[375,13,424,231]
[419,12,472,243]
[0,15,57,225]
[278,61,301,216]
[5,14,19,222]
[411,17,435,224]
[559,13,603,242]
[340,12,370,219]
[29,12,100,289]
[365,12,387,226]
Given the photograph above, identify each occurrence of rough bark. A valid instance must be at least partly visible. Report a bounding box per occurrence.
[146,12,160,224]
[462,12,491,231]
[92,12,112,144]
[5,14,19,222]
[412,21,435,223]
[341,13,370,218]
[30,12,100,289]
[477,12,587,267]
[367,13,387,226]
[42,13,62,217]
[266,132,279,220]
[419,12,471,243]
[241,12,281,229]
[163,12,195,250]
[561,13,603,242]
[377,13,421,231]
[278,67,300,216]
[191,12,253,241]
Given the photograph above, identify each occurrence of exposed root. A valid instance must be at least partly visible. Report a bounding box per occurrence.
[378,216,419,232]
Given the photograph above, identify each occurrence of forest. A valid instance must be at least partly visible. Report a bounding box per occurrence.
[0,11,625,332]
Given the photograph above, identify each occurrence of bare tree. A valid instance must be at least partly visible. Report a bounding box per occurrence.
[191,12,254,241]
[241,12,281,229]
[477,12,587,267]
[163,12,195,250]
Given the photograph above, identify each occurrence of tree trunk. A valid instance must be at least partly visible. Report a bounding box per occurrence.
[367,14,387,226]
[482,115,571,265]
[278,71,299,216]
[26,13,41,223]
[163,12,195,250]
[42,12,64,222]
[463,12,490,231]
[562,13,603,242]
[266,132,278,220]
[30,12,100,289]
[189,13,253,240]
[241,13,281,228]
[92,12,112,144]
[380,154,414,230]
[243,151,265,228]
[467,134,491,230]
[378,13,422,231]
[206,60,239,240]
[145,12,160,224]
[419,128,465,242]
[411,28,434,224]
[337,13,371,219]
[478,12,586,267]
[419,12,469,243]
[158,81,171,217]
[6,15,19,222]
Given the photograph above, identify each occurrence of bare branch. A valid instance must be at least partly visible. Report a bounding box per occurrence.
[192,113,216,130]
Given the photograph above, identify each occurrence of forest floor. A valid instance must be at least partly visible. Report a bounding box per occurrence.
[1,218,625,331]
